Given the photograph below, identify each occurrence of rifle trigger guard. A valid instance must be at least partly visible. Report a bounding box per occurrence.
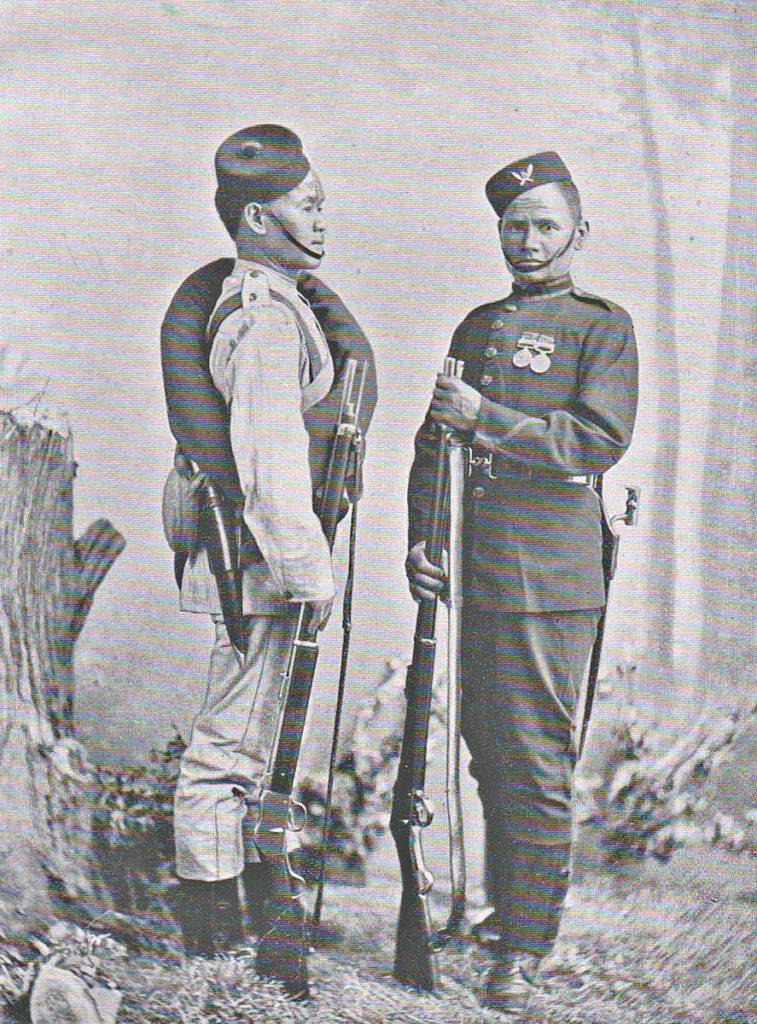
[287,798,307,832]
[412,791,434,828]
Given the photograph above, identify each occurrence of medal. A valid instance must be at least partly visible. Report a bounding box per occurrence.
[530,351,552,373]
[512,332,555,372]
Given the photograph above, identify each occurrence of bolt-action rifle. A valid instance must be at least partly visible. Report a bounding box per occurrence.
[390,357,465,992]
[578,481,639,755]
[246,359,365,999]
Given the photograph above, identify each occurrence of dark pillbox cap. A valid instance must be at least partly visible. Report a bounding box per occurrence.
[485,151,573,216]
[215,124,310,218]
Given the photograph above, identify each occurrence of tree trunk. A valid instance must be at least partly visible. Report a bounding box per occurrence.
[0,413,124,936]
[698,55,757,689]
[628,8,680,689]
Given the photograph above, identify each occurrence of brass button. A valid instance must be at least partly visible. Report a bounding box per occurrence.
[480,374,493,386]
[491,319,504,329]
[472,485,485,497]
[484,346,498,359]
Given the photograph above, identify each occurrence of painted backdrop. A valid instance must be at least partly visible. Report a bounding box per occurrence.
[1,0,754,768]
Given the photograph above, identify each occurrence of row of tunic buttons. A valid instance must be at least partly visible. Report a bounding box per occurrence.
[482,319,506,386]
[474,314,505,493]
[476,315,505,478]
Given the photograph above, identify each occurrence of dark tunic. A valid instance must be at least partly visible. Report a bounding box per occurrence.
[408,276,638,612]
[407,276,638,854]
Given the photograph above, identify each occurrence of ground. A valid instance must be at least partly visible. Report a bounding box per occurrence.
[4,763,756,1024]
[7,831,753,1024]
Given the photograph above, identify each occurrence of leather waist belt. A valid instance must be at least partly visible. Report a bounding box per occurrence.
[464,447,590,487]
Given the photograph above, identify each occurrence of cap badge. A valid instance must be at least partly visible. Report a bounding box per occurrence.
[512,332,555,373]
[510,163,534,186]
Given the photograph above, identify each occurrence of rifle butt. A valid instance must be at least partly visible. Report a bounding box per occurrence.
[393,888,439,991]
[256,893,310,999]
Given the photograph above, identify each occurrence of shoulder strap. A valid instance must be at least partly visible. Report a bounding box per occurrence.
[206,293,244,352]
[270,288,326,380]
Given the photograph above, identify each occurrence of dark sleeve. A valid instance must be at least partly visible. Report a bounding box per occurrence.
[407,322,468,550]
[473,310,638,476]
[298,273,379,488]
[160,258,243,505]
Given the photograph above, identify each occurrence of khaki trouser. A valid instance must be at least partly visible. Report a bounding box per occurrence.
[174,613,296,881]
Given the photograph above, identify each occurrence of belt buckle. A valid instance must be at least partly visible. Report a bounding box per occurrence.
[465,447,498,480]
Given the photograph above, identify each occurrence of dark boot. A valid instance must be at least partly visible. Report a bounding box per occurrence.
[484,952,540,1016]
[480,840,572,1013]
[241,861,269,937]
[175,877,245,957]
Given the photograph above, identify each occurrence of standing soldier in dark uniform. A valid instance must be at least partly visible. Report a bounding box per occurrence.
[406,152,637,1015]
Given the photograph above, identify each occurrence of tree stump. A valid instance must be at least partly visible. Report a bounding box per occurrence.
[0,413,125,936]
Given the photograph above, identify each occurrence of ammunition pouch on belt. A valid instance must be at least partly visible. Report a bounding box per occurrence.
[162,449,263,655]
[162,451,263,568]
[162,467,201,556]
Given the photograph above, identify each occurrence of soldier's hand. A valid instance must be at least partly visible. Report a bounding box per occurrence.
[406,541,447,603]
[430,374,482,433]
[309,598,333,632]
[173,448,206,495]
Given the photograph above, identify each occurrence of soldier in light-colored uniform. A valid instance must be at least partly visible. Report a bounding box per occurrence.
[171,125,341,955]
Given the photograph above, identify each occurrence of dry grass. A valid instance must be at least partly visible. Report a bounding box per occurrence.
[2,831,756,1023]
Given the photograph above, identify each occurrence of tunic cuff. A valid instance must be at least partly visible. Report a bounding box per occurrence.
[473,396,525,451]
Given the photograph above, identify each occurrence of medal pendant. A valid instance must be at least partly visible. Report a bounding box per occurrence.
[512,347,532,368]
[530,352,551,373]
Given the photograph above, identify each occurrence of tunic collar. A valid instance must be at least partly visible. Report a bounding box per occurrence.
[232,257,301,299]
[510,274,573,300]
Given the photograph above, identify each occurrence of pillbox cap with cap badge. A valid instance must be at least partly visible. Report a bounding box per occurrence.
[485,151,574,216]
[214,124,311,232]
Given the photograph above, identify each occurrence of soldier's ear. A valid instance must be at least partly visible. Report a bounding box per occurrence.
[243,202,267,235]
[573,219,589,250]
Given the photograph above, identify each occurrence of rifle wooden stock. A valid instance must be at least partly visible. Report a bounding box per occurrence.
[390,420,448,991]
[251,360,364,998]
[391,639,440,990]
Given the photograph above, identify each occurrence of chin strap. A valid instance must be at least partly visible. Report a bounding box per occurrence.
[266,211,324,260]
[505,226,576,273]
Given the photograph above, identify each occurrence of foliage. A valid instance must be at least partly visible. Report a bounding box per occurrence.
[598,703,757,863]
[89,659,446,906]
[91,732,187,917]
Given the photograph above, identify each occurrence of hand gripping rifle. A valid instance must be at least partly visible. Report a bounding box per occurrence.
[577,481,640,756]
[248,359,366,999]
[390,357,465,991]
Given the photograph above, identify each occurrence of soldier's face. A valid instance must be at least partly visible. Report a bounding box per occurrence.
[263,171,326,270]
[499,183,586,284]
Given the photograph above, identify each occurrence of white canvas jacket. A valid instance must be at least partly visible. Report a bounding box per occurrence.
[181,259,335,615]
